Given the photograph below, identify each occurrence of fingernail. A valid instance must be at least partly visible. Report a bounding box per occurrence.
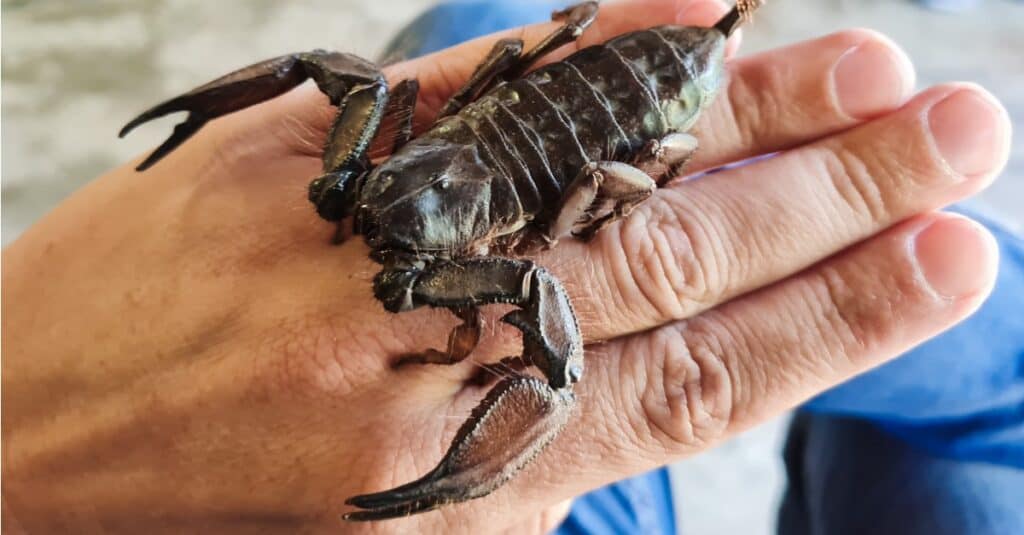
[928,88,1007,178]
[833,39,914,119]
[912,216,995,299]
[677,1,729,26]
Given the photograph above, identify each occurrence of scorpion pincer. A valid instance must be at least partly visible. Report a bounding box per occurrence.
[120,0,765,521]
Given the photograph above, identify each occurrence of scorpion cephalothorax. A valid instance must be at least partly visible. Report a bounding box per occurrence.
[120,1,764,521]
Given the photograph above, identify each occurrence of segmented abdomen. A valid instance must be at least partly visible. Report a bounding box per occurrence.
[450,25,716,225]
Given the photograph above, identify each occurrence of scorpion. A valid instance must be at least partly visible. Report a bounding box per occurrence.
[120,0,764,521]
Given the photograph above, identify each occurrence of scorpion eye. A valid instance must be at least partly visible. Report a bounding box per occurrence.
[434,177,451,190]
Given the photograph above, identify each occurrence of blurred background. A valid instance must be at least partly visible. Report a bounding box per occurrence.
[3,1,1021,533]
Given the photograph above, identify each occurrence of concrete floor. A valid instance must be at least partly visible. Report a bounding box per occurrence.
[3,1,1022,533]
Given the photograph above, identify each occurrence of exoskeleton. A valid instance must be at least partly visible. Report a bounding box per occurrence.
[121,1,764,521]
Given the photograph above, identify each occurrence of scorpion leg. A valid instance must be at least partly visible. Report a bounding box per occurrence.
[549,161,656,243]
[120,50,386,172]
[309,79,389,221]
[635,132,699,186]
[310,78,421,221]
[393,307,481,367]
[349,258,582,521]
[379,78,420,153]
[437,1,598,118]
[437,38,524,118]
[504,1,599,79]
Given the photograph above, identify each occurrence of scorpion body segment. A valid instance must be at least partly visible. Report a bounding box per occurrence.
[120,1,764,522]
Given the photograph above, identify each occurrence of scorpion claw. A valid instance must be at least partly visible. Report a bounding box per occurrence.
[343,376,575,521]
[342,500,444,522]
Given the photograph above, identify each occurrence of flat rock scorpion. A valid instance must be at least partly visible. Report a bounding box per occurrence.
[120,0,765,521]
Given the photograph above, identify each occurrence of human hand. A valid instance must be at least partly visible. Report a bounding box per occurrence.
[2,0,1010,532]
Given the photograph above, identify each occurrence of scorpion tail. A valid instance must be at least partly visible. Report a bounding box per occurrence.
[713,0,767,37]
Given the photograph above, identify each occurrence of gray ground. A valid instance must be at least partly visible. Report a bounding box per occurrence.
[3,1,1022,533]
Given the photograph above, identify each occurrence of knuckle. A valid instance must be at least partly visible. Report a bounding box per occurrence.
[803,262,901,368]
[716,57,792,155]
[611,192,728,321]
[802,249,925,362]
[636,320,734,452]
[819,143,892,225]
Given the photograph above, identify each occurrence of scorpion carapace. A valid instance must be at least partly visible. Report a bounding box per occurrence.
[120,1,765,521]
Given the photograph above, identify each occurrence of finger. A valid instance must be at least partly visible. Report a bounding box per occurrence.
[520,211,999,512]
[550,82,1010,342]
[685,28,916,172]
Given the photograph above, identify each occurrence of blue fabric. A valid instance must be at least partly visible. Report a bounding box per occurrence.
[380,2,1024,534]
[779,412,1024,535]
[380,1,568,64]
[556,469,677,535]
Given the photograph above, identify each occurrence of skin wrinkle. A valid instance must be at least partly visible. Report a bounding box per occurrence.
[653,327,704,448]
[659,187,719,310]
[634,210,685,320]
[697,182,748,303]
[648,190,703,311]
[605,351,643,459]
[733,285,818,426]
[713,50,776,158]
[617,334,668,454]
[722,175,779,282]
[688,313,744,435]
[822,261,880,358]
[821,143,889,226]
[810,92,951,237]
[260,311,380,402]
[637,319,733,452]
[615,190,711,325]
[866,89,973,191]
[798,270,855,378]
[843,131,923,220]
[714,310,763,430]
[818,239,927,368]
[620,205,680,321]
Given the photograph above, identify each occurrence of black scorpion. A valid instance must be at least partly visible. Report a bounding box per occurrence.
[120,1,764,521]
